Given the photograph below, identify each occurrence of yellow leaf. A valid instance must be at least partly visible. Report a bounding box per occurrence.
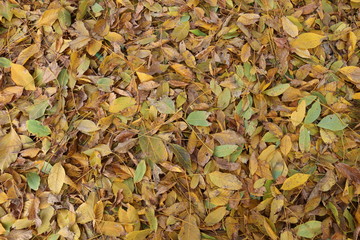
[182,50,196,68]
[280,230,294,240]
[258,145,276,161]
[37,8,61,27]
[281,17,298,37]
[136,72,154,82]
[263,217,278,240]
[16,44,40,65]
[10,63,36,90]
[171,63,194,80]
[319,129,337,144]
[76,202,95,224]
[280,135,292,156]
[0,221,5,234]
[105,32,125,43]
[125,229,152,240]
[290,100,306,127]
[208,171,242,190]
[339,66,360,84]
[291,33,325,49]
[241,43,251,62]
[48,162,66,194]
[237,13,260,25]
[178,215,200,240]
[95,221,125,237]
[281,173,310,190]
[0,128,21,172]
[74,119,100,133]
[352,92,360,99]
[348,32,357,57]
[87,40,103,56]
[0,192,8,204]
[204,206,227,226]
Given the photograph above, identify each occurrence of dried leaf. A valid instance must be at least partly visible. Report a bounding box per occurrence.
[208,171,242,190]
[11,63,36,90]
[48,162,66,194]
[178,215,200,240]
[291,33,325,49]
[0,128,21,172]
[281,173,310,190]
[171,21,190,42]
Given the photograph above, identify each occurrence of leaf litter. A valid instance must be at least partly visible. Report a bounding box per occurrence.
[0,0,359,239]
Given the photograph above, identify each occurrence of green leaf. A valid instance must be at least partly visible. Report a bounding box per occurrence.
[263,84,290,96]
[189,29,207,36]
[169,144,191,171]
[154,97,176,114]
[58,8,71,28]
[217,88,231,109]
[317,114,347,131]
[92,3,104,13]
[139,135,168,163]
[299,126,310,153]
[26,120,51,137]
[295,220,322,238]
[214,145,238,157]
[97,78,114,92]
[145,208,158,231]
[0,57,11,67]
[171,21,190,42]
[57,69,69,87]
[47,234,60,240]
[26,172,41,190]
[186,111,210,126]
[304,100,321,124]
[109,97,136,113]
[134,160,146,183]
[27,99,49,119]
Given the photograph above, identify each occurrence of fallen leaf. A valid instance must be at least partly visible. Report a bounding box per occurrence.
[291,33,325,49]
[281,173,310,190]
[11,63,36,90]
[0,128,22,172]
[208,171,242,190]
[178,215,201,240]
[48,162,66,194]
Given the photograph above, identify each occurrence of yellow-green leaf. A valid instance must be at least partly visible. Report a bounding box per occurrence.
[171,21,190,42]
[134,160,146,183]
[204,207,227,226]
[109,97,136,113]
[139,135,168,163]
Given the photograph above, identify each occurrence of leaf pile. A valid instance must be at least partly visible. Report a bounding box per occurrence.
[0,0,360,239]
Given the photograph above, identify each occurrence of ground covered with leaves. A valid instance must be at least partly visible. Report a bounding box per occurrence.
[0,0,360,239]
